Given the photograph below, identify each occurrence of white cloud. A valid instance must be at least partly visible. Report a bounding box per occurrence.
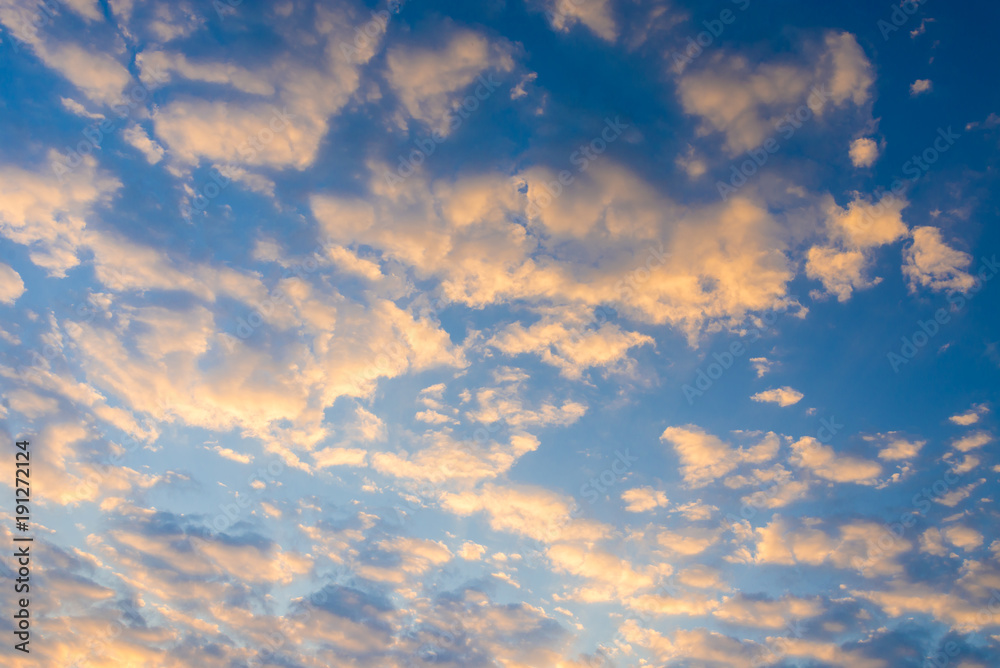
[123,124,166,164]
[950,404,990,426]
[910,78,933,95]
[0,262,25,305]
[677,32,873,154]
[60,97,104,119]
[621,486,669,512]
[903,226,976,294]
[807,194,909,301]
[952,431,992,453]
[660,426,779,487]
[749,357,773,377]
[849,137,880,167]
[211,445,253,465]
[789,437,882,484]
[751,386,803,407]
[539,0,618,42]
[385,29,515,136]
[0,0,131,105]
[866,432,925,461]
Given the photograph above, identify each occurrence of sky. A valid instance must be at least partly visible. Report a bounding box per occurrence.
[0,0,999,666]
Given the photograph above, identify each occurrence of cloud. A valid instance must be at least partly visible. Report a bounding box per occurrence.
[751,386,804,407]
[849,137,880,167]
[315,160,806,348]
[867,432,925,460]
[660,425,779,487]
[0,262,25,304]
[950,404,990,426]
[372,431,540,486]
[676,32,873,154]
[621,486,669,512]
[749,357,773,377]
[141,3,386,171]
[538,0,619,42]
[755,516,910,576]
[60,97,104,119]
[714,594,824,629]
[806,245,881,301]
[123,124,166,164]
[789,437,882,484]
[903,226,976,294]
[210,445,254,464]
[806,195,909,301]
[440,483,610,543]
[952,431,992,452]
[548,542,661,601]
[459,541,486,561]
[910,78,933,95]
[0,151,121,277]
[385,28,515,136]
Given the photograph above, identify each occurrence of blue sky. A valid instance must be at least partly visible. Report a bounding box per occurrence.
[1,0,999,665]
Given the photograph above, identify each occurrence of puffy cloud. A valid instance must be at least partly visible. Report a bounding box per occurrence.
[463,367,589,426]
[0,262,25,304]
[314,160,804,347]
[952,431,993,452]
[661,425,779,487]
[823,194,909,249]
[489,317,654,378]
[621,486,669,512]
[714,594,824,629]
[459,541,486,561]
[849,137,880,167]
[750,356,773,377]
[772,637,887,668]
[677,32,873,154]
[0,152,121,277]
[950,404,990,426]
[548,543,662,601]
[806,245,880,301]
[943,525,985,551]
[789,436,882,484]
[755,516,910,576]
[910,78,933,95]
[439,483,610,543]
[807,194,909,301]
[751,386,803,407]
[903,226,977,293]
[141,3,386,171]
[538,0,618,42]
[385,29,515,136]
[372,431,540,486]
[867,432,925,461]
[619,622,765,667]
[0,0,131,105]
